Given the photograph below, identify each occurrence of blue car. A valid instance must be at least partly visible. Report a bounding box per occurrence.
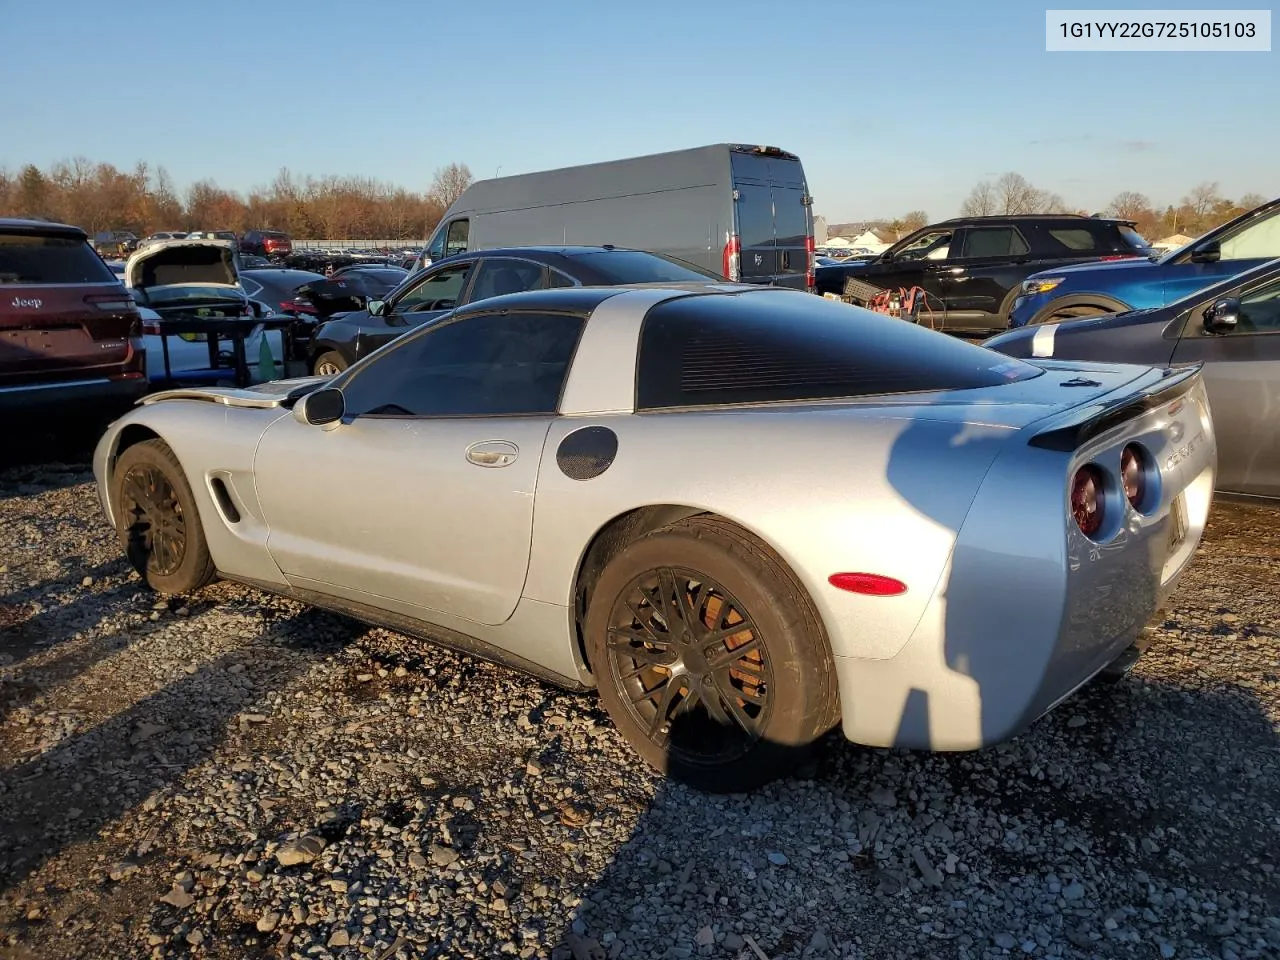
[1009,197,1280,327]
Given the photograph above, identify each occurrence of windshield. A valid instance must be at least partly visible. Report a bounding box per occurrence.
[566,250,721,283]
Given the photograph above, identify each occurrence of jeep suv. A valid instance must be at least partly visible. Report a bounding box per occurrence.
[0,219,146,415]
[814,214,1152,332]
[239,229,293,260]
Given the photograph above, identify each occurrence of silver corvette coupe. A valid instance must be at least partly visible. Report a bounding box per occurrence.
[93,284,1217,790]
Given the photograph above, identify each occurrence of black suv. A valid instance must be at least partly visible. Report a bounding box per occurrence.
[815,214,1152,332]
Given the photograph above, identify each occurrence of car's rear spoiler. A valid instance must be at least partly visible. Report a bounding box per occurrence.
[1028,364,1203,452]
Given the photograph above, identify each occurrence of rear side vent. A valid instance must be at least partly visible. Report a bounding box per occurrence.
[210,477,241,523]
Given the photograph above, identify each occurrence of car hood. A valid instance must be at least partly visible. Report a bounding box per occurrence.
[126,239,239,291]
[1024,255,1158,282]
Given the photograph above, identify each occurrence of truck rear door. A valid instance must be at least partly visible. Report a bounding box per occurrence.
[729,149,812,290]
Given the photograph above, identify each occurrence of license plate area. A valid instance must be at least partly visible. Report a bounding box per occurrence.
[0,327,91,359]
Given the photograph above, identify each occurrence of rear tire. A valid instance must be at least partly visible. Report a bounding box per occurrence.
[312,350,348,377]
[585,516,839,792]
[114,439,216,595]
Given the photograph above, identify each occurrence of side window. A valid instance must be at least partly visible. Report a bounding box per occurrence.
[1218,208,1280,260]
[445,219,470,257]
[1046,228,1099,252]
[547,269,576,288]
[240,277,262,297]
[341,311,585,418]
[889,230,952,263]
[957,227,1029,259]
[391,263,472,314]
[466,258,548,302]
[1237,279,1280,333]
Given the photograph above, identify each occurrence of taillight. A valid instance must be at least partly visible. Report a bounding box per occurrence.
[805,235,816,289]
[1070,464,1106,538]
[283,300,317,315]
[85,293,138,313]
[142,322,162,335]
[1121,443,1153,511]
[722,234,740,281]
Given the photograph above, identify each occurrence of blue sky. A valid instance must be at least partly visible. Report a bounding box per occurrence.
[2,0,1276,222]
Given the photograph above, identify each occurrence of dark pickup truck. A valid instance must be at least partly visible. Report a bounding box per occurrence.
[815,214,1152,333]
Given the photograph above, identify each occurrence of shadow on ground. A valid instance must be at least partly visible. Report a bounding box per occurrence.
[0,607,365,895]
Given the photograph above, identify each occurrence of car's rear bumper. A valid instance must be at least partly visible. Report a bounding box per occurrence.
[0,375,148,415]
[832,371,1217,751]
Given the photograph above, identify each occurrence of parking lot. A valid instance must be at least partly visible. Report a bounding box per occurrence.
[1,438,1277,960]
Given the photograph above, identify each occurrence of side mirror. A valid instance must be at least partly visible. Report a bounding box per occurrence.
[367,299,385,316]
[292,386,345,426]
[1202,297,1240,334]
[1190,240,1221,264]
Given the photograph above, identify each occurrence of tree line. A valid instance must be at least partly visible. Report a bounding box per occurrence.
[825,173,1270,245]
[0,159,474,240]
[5,158,1269,247]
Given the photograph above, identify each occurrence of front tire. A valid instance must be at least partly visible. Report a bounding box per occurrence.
[585,516,839,792]
[312,350,348,377]
[1030,302,1114,325]
[114,439,216,595]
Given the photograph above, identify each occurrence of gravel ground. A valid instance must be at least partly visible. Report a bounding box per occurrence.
[0,452,1277,960]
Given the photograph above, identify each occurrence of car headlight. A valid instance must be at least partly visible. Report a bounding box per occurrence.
[1021,277,1065,296]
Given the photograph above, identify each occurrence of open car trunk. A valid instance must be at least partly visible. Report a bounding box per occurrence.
[126,240,239,290]
[125,240,247,321]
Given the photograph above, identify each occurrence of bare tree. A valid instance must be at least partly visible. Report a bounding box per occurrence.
[960,180,997,217]
[961,172,1063,217]
[428,163,473,208]
[1182,182,1223,220]
[1106,190,1152,221]
[1237,192,1266,211]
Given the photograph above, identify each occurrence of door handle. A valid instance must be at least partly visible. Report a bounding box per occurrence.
[465,439,519,468]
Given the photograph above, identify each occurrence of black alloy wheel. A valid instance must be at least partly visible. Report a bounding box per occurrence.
[120,462,188,578]
[606,566,772,766]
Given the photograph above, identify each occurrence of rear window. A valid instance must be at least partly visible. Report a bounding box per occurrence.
[636,291,1041,410]
[1045,224,1152,255]
[566,250,720,284]
[0,233,116,285]
[1118,225,1153,252]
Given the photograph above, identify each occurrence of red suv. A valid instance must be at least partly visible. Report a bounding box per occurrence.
[0,219,147,415]
[239,229,293,260]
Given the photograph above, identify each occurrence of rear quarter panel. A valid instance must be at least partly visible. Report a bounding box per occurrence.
[525,408,1013,662]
